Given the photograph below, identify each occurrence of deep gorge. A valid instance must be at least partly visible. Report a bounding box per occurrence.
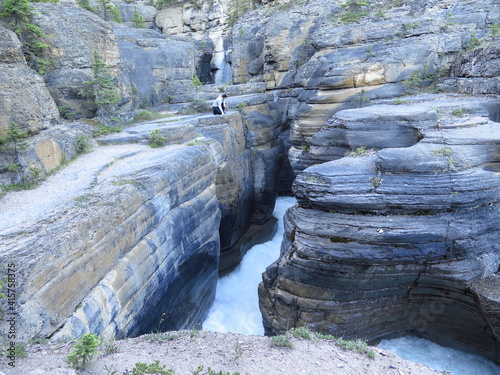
[0,0,499,367]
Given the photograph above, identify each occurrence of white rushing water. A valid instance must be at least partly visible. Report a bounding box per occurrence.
[203,196,500,375]
[203,196,296,335]
[379,336,500,375]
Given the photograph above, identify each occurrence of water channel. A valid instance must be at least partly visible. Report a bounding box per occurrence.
[203,197,500,375]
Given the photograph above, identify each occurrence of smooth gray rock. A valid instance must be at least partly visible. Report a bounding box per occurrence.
[113,24,196,107]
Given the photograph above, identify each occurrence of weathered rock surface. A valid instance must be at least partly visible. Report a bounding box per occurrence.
[259,95,500,363]
[0,2,200,183]
[0,141,221,340]
[0,122,94,185]
[154,0,256,84]
[113,23,196,108]
[100,93,285,269]
[0,27,59,137]
[231,0,500,176]
[33,3,125,119]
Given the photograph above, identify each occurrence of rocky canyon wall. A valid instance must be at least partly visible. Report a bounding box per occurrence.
[0,0,285,340]
[0,140,222,340]
[219,0,500,365]
[1,0,500,365]
[259,95,500,362]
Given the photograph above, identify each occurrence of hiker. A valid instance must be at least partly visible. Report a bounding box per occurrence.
[212,94,227,115]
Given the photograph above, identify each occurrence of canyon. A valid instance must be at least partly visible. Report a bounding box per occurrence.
[0,0,499,367]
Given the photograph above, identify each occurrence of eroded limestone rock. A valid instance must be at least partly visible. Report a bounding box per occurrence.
[259,95,500,363]
[0,143,221,340]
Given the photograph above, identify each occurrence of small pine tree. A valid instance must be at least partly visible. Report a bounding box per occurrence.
[132,7,145,28]
[0,0,37,34]
[191,75,202,87]
[96,0,121,22]
[80,50,120,116]
[110,3,122,23]
[0,0,50,73]
[67,333,103,370]
[0,122,29,181]
[76,0,96,13]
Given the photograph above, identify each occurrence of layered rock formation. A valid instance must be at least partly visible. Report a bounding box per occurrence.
[1,0,500,365]
[0,88,285,340]
[98,87,285,273]
[0,141,222,340]
[259,95,500,362]
[230,0,500,177]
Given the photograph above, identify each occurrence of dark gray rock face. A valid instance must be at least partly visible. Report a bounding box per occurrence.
[113,24,196,108]
[446,45,500,95]
[259,95,500,363]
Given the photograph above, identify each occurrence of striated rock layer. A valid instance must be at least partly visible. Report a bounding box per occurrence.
[230,0,500,178]
[259,95,500,363]
[0,142,222,341]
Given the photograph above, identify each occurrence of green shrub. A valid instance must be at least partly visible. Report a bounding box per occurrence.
[76,135,92,154]
[269,334,293,348]
[92,124,122,137]
[354,89,370,107]
[316,334,375,358]
[451,108,466,117]
[130,360,173,375]
[67,333,104,370]
[191,75,202,88]
[1,122,29,181]
[149,129,167,148]
[338,0,369,24]
[289,327,314,340]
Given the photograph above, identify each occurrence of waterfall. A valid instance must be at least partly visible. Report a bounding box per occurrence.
[208,23,232,84]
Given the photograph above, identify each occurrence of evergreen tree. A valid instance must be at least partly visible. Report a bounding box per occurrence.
[0,122,29,180]
[96,0,122,22]
[80,50,120,116]
[132,7,145,28]
[76,0,96,13]
[0,0,51,73]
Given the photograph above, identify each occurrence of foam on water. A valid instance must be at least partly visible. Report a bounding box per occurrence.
[202,196,296,335]
[379,336,500,375]
[203,197,500,374]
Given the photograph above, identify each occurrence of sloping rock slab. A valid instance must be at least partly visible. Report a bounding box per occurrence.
[0,143,221,341]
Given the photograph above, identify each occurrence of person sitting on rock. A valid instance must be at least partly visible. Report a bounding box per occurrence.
[212,93,227,115]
